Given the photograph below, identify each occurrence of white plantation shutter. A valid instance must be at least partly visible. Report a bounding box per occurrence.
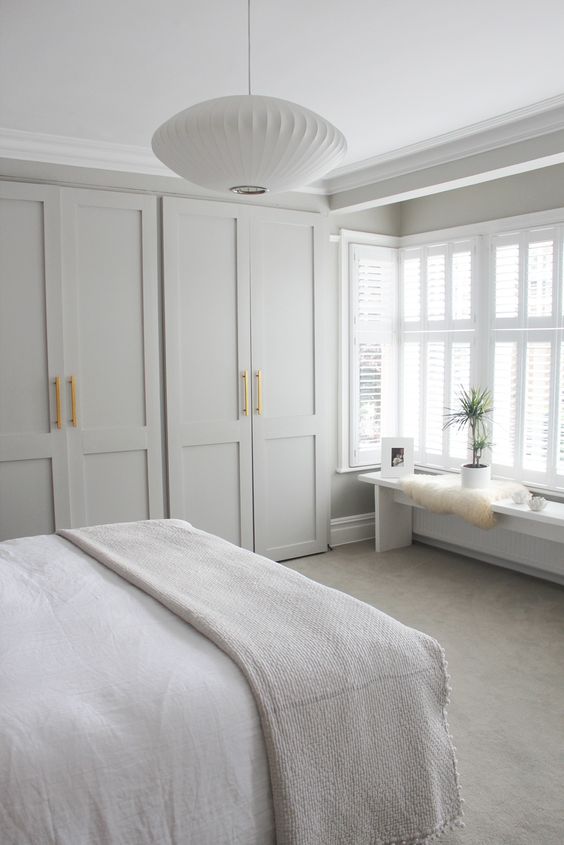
[558,341,564,476]
[356,253,388,321]
[527,240,553,318]
[349,244,397,466]
[495,241,520,319]
[562,241,564,319]
[357,342,383,451]
[522,342,552,473]
[400,239,475,467]
[449,342,472,459]
[402,254,421,322]
[427,250,446,321]
[491,226,562,486]
[452,250,472,321]
[425,342,445,454]
[493,341,518,468]
[402,342,420,450]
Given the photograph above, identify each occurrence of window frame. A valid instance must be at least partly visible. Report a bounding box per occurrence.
[337,230,400,472]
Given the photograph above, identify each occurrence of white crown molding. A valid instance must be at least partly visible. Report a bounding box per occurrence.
[0,126,329,196]
[0,128,176,176]
[2,93,564,199]
[319,93,564,195]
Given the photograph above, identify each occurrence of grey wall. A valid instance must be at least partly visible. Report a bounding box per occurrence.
[399,163,564,234]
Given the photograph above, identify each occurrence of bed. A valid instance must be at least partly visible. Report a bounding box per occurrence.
[0,520,463,845]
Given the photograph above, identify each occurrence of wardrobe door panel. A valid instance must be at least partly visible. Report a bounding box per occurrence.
[0,458,55,540]
[258,220,315,419]
[83,450,149,525]
[251,209,329,560]
[74,205,146,430]
[0,182,70,539]
[181,443,242,546]
[0,198,51,433]
[62,189,163,527]
[263,435,317,549]
[163,198,253,550]
[178,214,239,424]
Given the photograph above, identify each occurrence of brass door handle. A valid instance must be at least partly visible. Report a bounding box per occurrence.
[256,369,263,415]
[69,375,78,427]
[55,376,62,430]
[242,370,249,416]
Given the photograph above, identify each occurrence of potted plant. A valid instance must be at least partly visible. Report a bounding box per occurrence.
[443,386,493,489]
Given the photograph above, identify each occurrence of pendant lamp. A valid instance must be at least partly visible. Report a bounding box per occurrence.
[151,2,346,195]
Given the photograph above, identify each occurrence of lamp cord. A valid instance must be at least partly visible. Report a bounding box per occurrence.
[247,0,251,95]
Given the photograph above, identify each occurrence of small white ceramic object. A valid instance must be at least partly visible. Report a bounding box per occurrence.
[512,489,530,504]
[528,496,547,512]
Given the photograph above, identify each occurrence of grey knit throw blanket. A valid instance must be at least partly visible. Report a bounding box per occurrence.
[59,519,463,845]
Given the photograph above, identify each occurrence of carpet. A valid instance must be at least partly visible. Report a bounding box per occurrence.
[286,541,564,845]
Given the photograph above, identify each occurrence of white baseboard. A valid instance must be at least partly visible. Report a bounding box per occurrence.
[330,513,374,546]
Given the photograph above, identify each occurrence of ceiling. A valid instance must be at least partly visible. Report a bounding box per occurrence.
[1,0,564,200]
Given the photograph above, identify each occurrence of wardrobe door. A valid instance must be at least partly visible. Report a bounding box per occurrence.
[250,208,329,560]
[0,182,71,540]
[61,189,163,527]
[163,198,253,549]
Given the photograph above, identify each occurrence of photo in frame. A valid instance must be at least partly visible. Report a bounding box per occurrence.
[380,437,414,478]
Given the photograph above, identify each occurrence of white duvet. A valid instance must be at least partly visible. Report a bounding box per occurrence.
[0,534,275,845]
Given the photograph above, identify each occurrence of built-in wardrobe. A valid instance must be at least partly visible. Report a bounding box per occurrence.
[0,181,329,560]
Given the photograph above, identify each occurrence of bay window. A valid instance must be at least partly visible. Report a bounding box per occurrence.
[341,215,564,492]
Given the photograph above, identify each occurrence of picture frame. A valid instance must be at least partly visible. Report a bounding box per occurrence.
[380,437,414,478]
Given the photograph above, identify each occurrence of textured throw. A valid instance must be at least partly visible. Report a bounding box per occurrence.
[58,519,463,845]
[400,474,527,529]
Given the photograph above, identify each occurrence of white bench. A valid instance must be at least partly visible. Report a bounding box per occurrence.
[358,472,564,552]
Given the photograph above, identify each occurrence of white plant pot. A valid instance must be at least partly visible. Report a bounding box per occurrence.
[460,464,491,489]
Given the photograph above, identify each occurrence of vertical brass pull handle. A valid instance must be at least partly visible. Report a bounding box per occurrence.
[70,375,78,427]
[256,369,263,415]
[242,370,250,416]
[55,376,62,430]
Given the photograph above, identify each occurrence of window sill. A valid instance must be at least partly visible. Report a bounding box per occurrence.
[336,464,381,475]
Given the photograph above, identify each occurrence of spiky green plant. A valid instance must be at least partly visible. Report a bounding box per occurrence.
[443,386,493,467]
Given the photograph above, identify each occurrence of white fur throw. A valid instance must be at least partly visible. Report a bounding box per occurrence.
[400,474,527,529]
[58,519,463,845]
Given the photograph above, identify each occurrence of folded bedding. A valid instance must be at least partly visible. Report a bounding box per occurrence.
[57,518,463,845]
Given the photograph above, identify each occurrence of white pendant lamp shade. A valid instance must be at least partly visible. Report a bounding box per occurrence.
[152,94,347,194]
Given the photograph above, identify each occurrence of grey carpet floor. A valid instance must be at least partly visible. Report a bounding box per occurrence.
[285,541,564,845]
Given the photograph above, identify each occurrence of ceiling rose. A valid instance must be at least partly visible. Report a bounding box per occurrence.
[151,2,346,195]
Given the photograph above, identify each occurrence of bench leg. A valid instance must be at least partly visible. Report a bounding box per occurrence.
[374,486,413,552]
